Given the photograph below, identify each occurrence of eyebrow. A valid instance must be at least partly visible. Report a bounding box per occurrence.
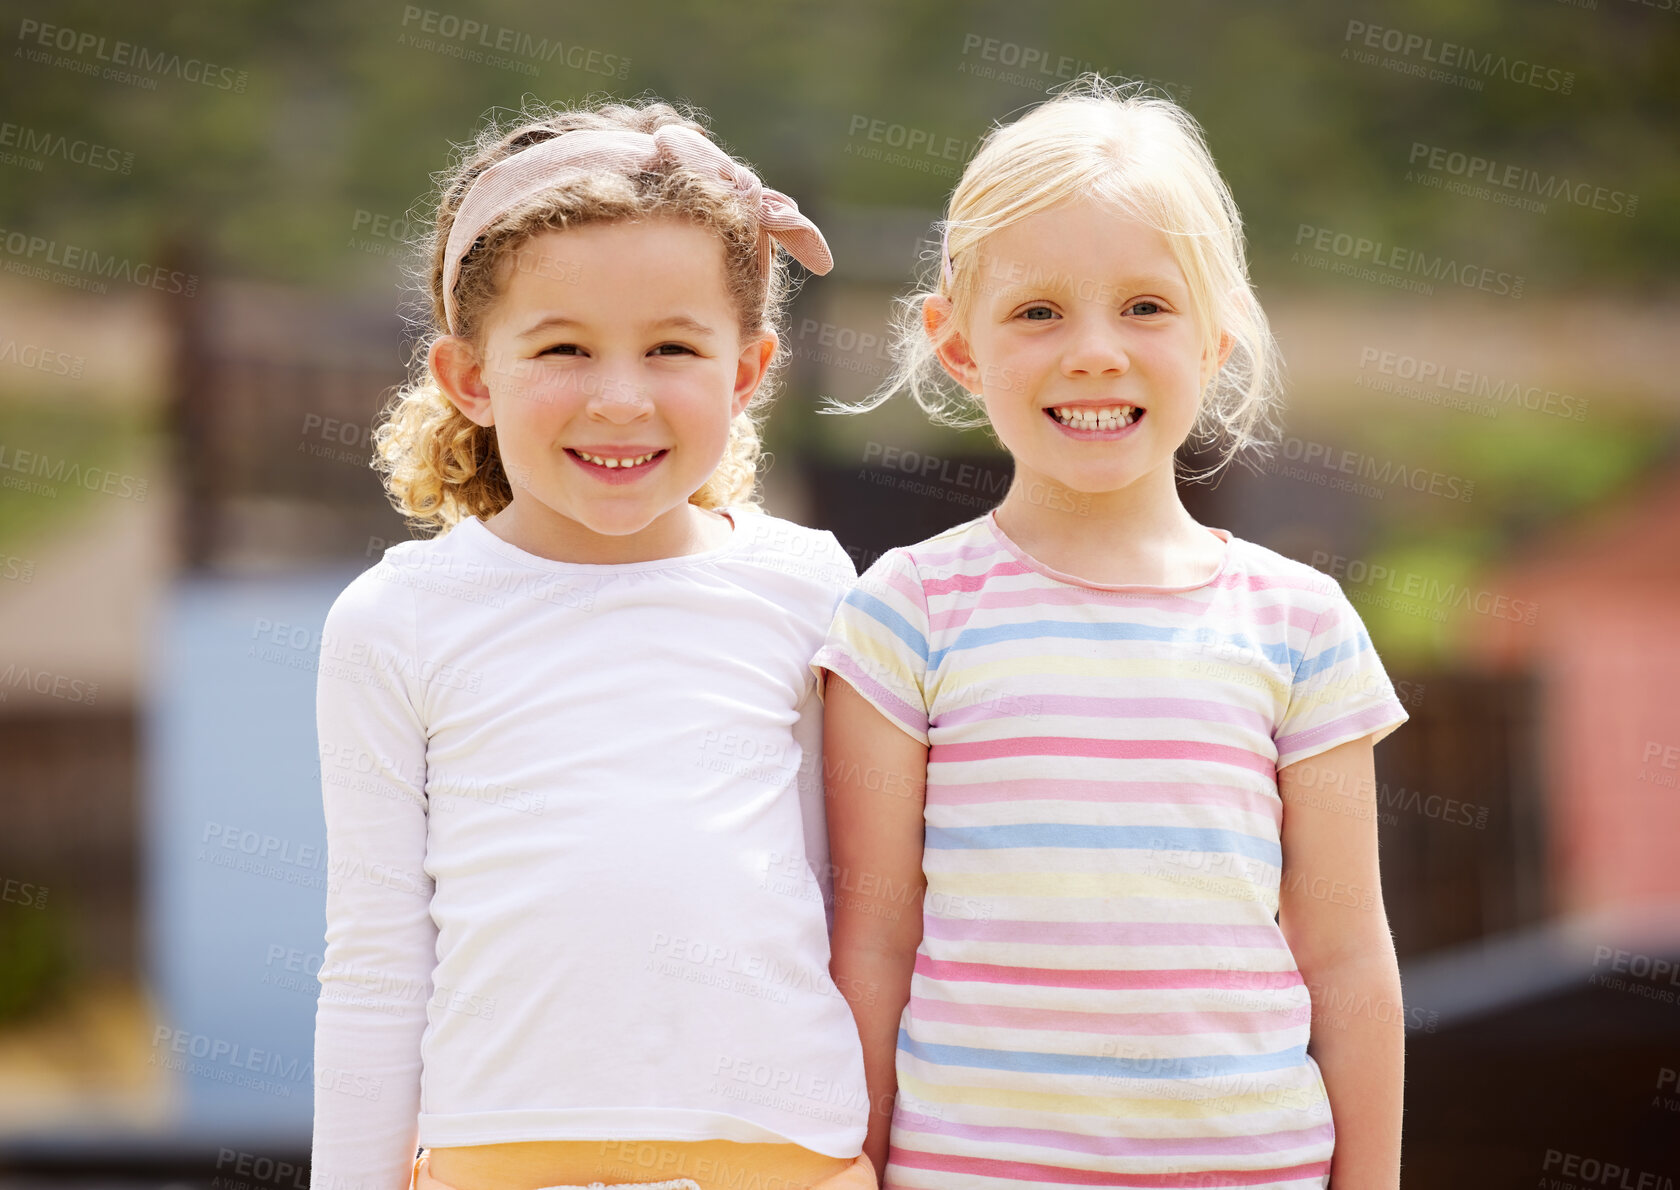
[991,272,1183,297]
[515,313,718,338]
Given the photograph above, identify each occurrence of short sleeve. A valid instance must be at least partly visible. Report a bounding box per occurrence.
[810,547,931,745]
[1273,580,1410,770]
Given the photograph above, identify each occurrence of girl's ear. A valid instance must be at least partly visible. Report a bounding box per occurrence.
[924,296,982,392]
[431,335,495,427]
[732,329,778,417]
[1201,329,1235,389]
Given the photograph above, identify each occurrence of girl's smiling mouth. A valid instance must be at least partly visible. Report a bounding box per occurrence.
[1045,404,1145,439]
[565,446,670,482]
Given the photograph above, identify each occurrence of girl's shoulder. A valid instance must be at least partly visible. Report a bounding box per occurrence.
[853,514,994,588]
[725,504,860,598]
[323,523,471,631]
[1218,533,1346,607]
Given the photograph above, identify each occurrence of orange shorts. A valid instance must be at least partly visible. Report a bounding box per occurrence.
[411,1145,876,1190]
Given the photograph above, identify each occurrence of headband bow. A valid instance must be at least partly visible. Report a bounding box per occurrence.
[442,124,833,334]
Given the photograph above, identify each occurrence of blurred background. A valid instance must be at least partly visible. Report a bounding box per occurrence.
[0,0,1675,1186]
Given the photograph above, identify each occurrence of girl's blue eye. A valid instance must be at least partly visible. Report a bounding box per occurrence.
[1128,300,1164,316]
[652,343,694,356]
[541,343,581,356]
[1021,306,1056,320]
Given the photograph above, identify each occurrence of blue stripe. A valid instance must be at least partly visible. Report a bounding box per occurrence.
[844,588,928,663]
[928,620,1296,670]
[1295,625,1371,684]
[924,823,1282,866]
[898,1030,1309,1080]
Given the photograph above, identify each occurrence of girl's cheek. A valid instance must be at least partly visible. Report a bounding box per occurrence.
[507,374,588,417]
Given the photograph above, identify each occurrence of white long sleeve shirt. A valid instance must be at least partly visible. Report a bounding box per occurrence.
[310,507,870,1190]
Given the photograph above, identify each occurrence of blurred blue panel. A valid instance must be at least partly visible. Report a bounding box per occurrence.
[140,565,367,1150]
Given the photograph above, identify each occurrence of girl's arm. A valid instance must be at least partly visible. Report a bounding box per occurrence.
[823,673,929,1184]
[1277,734,1404,1190]
[313,572,438,1189]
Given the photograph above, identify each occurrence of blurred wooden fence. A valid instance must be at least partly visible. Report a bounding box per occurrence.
[165,251,417,571]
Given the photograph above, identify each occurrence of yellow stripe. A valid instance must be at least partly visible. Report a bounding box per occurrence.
[927,654,1288,703]
[837,630,926,697]
[927,869,1275,907]
[897,1071,1323,1119]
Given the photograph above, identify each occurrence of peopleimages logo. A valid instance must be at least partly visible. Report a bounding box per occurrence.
[1408,142,1637,217]
[15,18,248,91]
[0,228,198,296]
[397,7,630,79]
[1342,21,1575,94]
[1294,224,1524,299]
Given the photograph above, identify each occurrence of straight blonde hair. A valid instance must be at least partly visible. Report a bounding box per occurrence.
[832,75,1284,481]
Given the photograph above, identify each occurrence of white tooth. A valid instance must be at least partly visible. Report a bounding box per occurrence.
[605,457,621,468]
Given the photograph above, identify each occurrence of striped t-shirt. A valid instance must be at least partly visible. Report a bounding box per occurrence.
[810,509,1408,1190]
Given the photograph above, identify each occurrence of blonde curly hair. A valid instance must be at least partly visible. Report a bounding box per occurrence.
[374,95,799,534]
[827,74,1284,483]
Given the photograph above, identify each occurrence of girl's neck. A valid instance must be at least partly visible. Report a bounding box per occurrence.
[992,460,1222,588]
[485,496,733,565]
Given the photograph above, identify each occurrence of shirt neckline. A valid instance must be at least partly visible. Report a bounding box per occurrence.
[982,507,1234,593]
[452,506,747,574]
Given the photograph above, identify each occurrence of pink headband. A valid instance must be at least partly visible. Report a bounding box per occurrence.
[441,124,834,334]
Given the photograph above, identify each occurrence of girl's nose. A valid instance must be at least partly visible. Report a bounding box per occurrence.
[1060,319,1130,378]
[586,370,654,422]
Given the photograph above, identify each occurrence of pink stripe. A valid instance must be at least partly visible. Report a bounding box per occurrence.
[814,649,927,735]
[898,1112,1334,1159]
[892,1148,1332,1187]
[924,584,1323,631]
[921,917,1286,949]
[909,995,1309,1036]
[916,954,1304,992]
[922,560,1037,597]
[883,565,927,607]
[1274,701,1406,763]
[937,695,1269,734]
[908,536,1009,569]
[927,777,1279,821]
[944,567,1326,601]
[933,736,1275,776]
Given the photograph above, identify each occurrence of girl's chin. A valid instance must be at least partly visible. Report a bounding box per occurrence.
[1022,468,1148,497]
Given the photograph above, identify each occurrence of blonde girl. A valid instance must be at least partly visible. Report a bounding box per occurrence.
[815,77,1408,1189]
[311,97,877,1190]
